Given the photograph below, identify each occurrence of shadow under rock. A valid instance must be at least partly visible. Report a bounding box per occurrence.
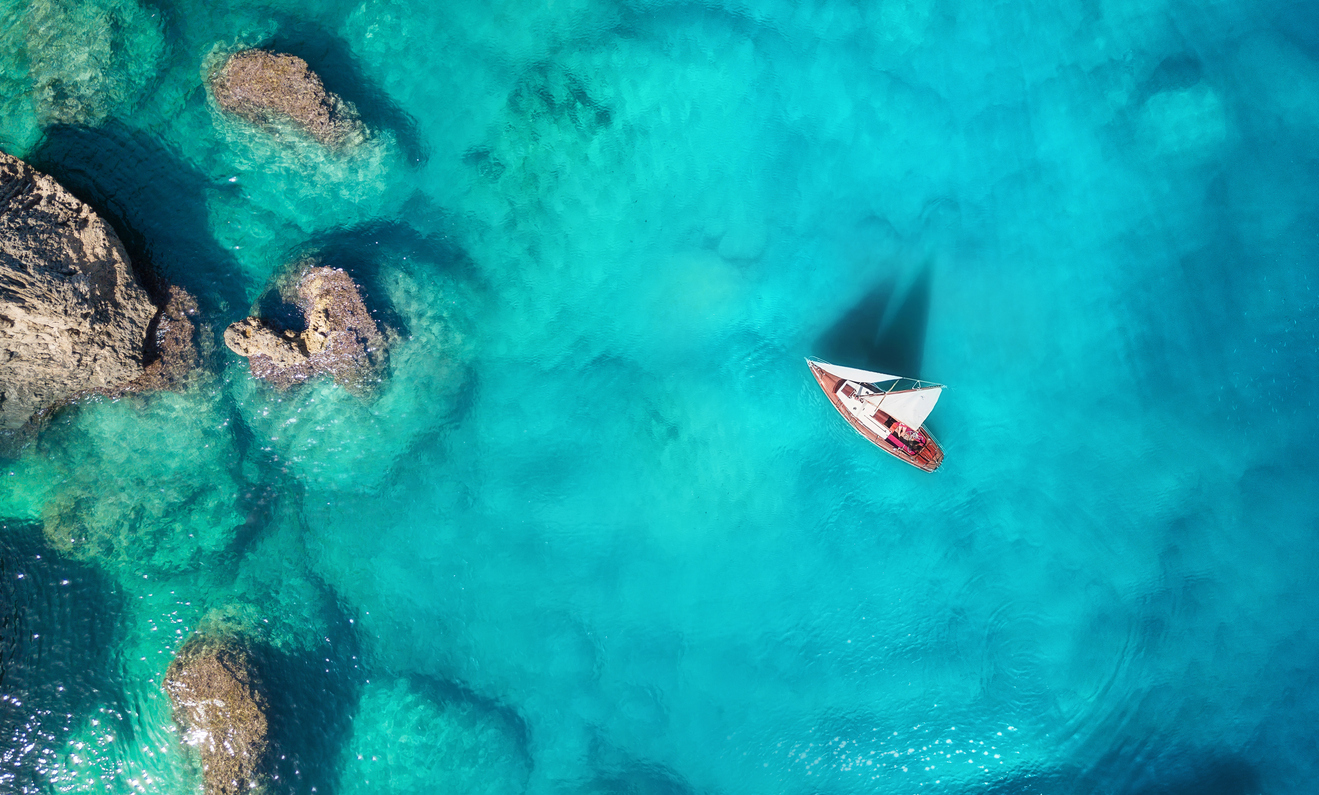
[283,215,485,339]
[261,597,362,795]
[969,766,1083,795]
[30,122,252,336]
[1133,758,1261,795]
[963,747,1260,795]
[580,732,700,795]
[0,522,124,793]
[1082,747,1262,795]
[814,265,932,380]
[410,673,532,762]
[580,761,696,795]
[261,17,428,166]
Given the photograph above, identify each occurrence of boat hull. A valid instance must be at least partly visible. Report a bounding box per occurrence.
[808,360,945,472]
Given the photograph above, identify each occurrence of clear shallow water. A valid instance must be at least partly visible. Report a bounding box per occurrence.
[2,0,1318,793]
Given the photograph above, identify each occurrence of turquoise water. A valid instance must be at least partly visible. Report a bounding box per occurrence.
[3,0,1319,792]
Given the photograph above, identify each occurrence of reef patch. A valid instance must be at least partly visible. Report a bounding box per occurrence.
[225,263,387,393]
[209,49,367,148]
[164,632,270,795]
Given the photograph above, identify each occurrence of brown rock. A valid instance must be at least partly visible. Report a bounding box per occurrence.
[0,151,198,434]
[209,49,366,148]
[225,264,386,392]
[164,633,270,795]
[224,317,308,370]
[130,285,201,392]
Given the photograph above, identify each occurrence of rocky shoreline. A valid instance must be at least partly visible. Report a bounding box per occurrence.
[1,147,393,440]
[0,152,198,437]
[1,34,449,795]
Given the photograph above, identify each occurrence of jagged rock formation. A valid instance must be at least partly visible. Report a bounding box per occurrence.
[130,285,200,392]
[209,49,366,148]
[0,152,197,434]
[230,259,471,493]
[225,265,386,392]
[164,633,270,795]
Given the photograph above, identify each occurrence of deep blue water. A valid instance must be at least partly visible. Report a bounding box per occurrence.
[3,0,1319,793]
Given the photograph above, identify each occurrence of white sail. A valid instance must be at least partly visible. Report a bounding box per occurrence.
[873,386,942,430]
[809,359,900,386]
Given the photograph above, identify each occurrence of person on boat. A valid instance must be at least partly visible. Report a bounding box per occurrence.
[892,422,927,454]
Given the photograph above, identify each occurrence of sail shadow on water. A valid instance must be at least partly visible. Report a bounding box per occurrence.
[814,265,932,381]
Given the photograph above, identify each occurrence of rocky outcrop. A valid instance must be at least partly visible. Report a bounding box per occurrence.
[130,285,200,393]
[230,260,471,493]
[164,633,269,795]
[209,49,366,148]
[0,151,198,434]
[225,265,386,392]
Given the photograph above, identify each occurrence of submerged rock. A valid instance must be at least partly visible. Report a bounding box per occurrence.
[210,49,366,148]
[24,0,167,127]
[0,152,198,434]
[340,678,531,795]
[164,633,269,795]
[225,265,386,392]
[35,388,251,577]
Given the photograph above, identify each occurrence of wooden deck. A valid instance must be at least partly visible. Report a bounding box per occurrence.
[808,361,945,473]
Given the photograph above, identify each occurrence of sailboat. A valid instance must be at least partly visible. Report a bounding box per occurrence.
[806,358,945,472]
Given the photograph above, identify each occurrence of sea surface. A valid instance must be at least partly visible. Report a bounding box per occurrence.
[2,0,1318,793]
